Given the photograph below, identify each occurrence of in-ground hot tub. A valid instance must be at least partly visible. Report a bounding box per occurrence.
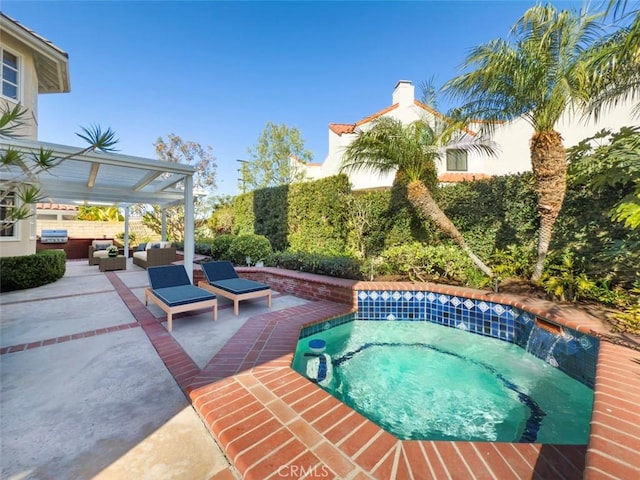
[293,290,598,444]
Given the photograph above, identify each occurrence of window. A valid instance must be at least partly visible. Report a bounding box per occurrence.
[0,191,17,239]
[446,149,468,171]
[1,49,19,101]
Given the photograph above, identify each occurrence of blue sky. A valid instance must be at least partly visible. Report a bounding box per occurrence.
[4,0,589,197]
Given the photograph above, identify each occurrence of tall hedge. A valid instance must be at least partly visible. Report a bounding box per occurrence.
[287,175,352,255]
[232,192,254,236]
[222,168,636,288]
[436,173,539,258]
[253,185,289,251]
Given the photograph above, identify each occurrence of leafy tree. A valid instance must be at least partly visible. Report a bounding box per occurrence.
[1,104,117,232]
[568,126,640,229]
[76,206,123,221]
[244,122,312,190]
[137,134,217,241]
[154,133,217,191]
[443,4,604,282]
[206,194,235,235]
[340,116,496,277]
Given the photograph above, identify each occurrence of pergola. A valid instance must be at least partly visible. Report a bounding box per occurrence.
[0,137,199,281]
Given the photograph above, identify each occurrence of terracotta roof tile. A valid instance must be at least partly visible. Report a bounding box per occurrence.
[414,100,478,137]
[354,103,400,127]
[329,123,356,135]
[438,173,492,183]
[329,99,479,138]
[36,203,77,211]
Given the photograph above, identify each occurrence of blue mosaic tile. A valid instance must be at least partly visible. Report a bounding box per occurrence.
[313,289,600,389]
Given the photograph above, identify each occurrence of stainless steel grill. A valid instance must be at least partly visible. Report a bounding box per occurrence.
[40,229,68,243]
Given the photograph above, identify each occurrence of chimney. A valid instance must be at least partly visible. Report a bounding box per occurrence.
[392,80,414,107]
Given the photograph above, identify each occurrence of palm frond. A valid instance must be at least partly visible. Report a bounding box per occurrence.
[1,148,23,166]
[30,148,58,170]
[0,104,28,138]
[444,4,606,132]
[16,184,44,204]
[340,114,496,185]
[75,125,119,153]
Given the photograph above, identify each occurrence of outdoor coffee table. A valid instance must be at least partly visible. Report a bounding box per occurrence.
[99,255,126,272]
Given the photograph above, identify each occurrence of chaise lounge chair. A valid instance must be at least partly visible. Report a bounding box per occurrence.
[145,264,217,332]
[198,261,272,316]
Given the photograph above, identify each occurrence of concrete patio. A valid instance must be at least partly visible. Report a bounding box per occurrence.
[0,259,307,479]
[2,258,639,479]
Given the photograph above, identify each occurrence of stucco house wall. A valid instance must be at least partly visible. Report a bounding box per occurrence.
[489,100,638,176]
[0,34,39,139]
[0,13,70,258]
[303,80,637,191]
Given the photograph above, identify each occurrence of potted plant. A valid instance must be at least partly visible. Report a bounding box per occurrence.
[106,245,119,257]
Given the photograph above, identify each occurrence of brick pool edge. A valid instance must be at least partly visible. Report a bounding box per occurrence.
[187,267,640,479]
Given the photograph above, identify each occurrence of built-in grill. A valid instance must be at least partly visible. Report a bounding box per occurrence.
[40,229,69,243]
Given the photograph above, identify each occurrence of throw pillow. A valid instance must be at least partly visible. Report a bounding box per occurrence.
[137,243,147,251]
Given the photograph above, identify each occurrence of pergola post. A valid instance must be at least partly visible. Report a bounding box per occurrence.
[123,206,130,258]
[161,209,167,240]
[183,175,195,283]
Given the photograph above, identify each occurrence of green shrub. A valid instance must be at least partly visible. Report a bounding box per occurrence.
[115,231,137,243]
[379,243,489,288]
[185,237,214,256]
[228,234,273,266]
[613,282,640,332]
[287,175,352,255]
[490,244,536,280]
[0,250,66,291]
[253,185,290,251]
[231,193,255,236]
[270,250,364,280]
[539,252,597,302]
[210,234,236,260]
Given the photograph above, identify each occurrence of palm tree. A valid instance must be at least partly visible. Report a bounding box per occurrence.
[583,2,639,119]
[443,4,604,282]
[340,116,495,277]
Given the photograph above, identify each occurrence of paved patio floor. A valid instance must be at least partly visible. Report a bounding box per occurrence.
[0,259,306,480]
[2,258,639,479]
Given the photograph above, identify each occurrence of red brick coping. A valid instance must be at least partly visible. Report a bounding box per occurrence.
[183,267,640,479]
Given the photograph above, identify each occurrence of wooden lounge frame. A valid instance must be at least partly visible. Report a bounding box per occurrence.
[198,261,272,316]
[145,265,218,332]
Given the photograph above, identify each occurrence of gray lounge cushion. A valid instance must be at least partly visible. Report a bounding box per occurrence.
[148,264,191,289]
[201,261,239,282]
[210,278,270,295]
[151,285,215,307]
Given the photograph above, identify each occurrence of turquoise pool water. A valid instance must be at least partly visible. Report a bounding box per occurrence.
[292,320,594,443]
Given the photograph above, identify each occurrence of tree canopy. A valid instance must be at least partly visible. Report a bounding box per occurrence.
[244,122,312,191]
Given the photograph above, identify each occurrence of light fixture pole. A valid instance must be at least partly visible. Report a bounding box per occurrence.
[236,159,249,194]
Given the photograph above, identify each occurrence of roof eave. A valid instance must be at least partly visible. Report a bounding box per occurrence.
[0,13,70,93]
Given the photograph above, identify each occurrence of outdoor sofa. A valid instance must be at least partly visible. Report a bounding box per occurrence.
[132,241,176,269]
[88,239,115,266]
